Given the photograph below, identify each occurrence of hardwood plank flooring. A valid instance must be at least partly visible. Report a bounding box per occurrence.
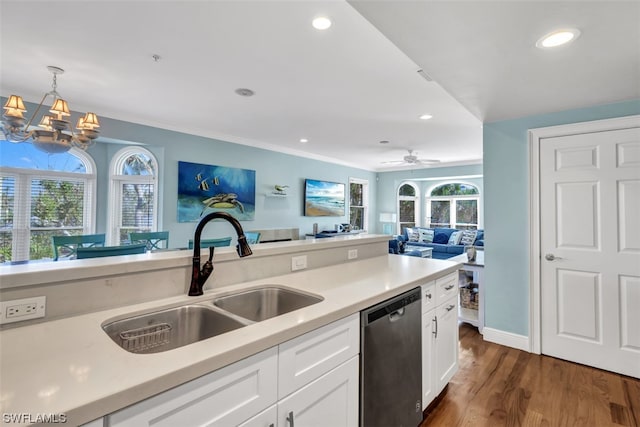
[421,324,640,427]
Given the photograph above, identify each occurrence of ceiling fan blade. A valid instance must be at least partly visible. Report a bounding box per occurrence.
[416,158,441,164]
[380,160,407,164]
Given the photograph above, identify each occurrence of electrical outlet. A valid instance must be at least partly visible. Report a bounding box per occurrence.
[348,249,358,260]
[291,255,308,271]
[0,296,46,324]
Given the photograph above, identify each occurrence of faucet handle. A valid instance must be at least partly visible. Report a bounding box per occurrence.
[207,246,215,262]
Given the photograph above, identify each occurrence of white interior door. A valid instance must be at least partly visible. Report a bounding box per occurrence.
[540,126,640,378]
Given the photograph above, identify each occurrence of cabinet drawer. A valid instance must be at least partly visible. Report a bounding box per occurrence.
[278,313,359,399]
[107,347,278,427]
[435,272,458,305]
[421,282,436,314]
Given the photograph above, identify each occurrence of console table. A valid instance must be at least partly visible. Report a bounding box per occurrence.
[448,251,484,333]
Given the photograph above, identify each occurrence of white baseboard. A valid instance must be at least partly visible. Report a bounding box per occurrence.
[482,327,530,352]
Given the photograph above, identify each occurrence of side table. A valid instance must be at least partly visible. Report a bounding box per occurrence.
[404,246,433,258]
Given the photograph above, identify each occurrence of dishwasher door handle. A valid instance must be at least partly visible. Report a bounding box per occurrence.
[388,307,405,322]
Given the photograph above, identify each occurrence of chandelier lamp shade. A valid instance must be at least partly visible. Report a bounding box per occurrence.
[2,66,101,154]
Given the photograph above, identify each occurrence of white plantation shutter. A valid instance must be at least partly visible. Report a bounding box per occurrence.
[0,144,96,261]
[109,147,159,245]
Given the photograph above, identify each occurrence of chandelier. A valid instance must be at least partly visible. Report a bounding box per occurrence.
[2,66,101,154]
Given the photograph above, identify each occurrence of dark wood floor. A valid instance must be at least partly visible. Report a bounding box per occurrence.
[421,324,640,427]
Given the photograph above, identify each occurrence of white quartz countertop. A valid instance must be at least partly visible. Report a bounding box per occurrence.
[0,254,460,426]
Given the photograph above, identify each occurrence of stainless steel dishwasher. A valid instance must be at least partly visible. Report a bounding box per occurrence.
[360,288,422,427]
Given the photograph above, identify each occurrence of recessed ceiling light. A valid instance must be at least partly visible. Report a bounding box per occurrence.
[312,16,332,30]
[300,138,308,143]
[419,114,433,120]
[536,28,580,48]
[235,88,255,97]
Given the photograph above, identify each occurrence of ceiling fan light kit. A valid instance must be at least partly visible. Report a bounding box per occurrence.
[381,149,440,166]
[2,66,101,154]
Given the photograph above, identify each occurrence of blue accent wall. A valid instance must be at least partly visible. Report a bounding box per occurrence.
[2,100,377,247]
[483,99,640,337]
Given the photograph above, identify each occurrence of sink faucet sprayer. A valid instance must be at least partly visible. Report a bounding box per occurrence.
[188,211,253,296]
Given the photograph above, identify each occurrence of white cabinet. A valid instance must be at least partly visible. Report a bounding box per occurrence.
[237,405,277,427]
[421,272,459,410]
[80,419,104,427]
[107,347,278,427]
[434,294,459,389]
[278,356,359,427]
[278,314,359,399]
[106,314,360,427]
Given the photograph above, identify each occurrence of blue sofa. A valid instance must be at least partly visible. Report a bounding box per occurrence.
[393,227,484,260]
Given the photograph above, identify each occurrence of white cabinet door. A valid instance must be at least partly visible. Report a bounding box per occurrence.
[421,308,435,410]
[278,356,359,427]
[107,347,278,427]
[434,295,459,394]
[278,313,359,399]
[80,418,104,427]
[237,404,277,427]
[421,282,436,314]
[435,272,458,305]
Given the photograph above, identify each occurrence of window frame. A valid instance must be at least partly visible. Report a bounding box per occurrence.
[0,147,96,261]
[108,147,159,245]
[425,182,481,229]
[348,177,369,232]
[397,181,420,234]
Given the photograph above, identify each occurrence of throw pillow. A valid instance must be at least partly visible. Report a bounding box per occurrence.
[406,228,420,242]
[448,231,462,245]
[419,229,434,243]
[460,230,478,246]
[433,232,449,244]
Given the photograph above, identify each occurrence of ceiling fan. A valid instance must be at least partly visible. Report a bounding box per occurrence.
[381,149,440,166]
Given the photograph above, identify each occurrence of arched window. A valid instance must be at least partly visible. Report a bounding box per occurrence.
[0,141,97,261]
[426,182,480,229]
[108,147,159,245]
[397,182,420,233]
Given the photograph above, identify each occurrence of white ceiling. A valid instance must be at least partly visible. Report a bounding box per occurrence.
[1,1,638,172]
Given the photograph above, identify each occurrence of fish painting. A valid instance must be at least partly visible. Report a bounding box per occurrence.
[178,160,256,223]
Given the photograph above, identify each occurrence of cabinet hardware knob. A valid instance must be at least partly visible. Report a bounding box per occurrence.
[287,411,295,427]
[425,293,432,299]
[446,304,455,312]
[445,284,454,290]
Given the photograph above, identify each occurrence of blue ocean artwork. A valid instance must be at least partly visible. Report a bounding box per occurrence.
[304,179,345,217]
[178,161,256,222]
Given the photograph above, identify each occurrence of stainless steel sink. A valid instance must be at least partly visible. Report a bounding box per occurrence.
[212,286,323,322]
[102,305,249,354]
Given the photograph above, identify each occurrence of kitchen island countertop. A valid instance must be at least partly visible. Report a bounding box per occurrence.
[0,254,460,426]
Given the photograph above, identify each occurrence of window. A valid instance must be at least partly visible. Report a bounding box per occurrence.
[426,183,480,229]
[397,182,420,233]
[108,147,158,245]
[0,141,96,261]
[349,178,368,231]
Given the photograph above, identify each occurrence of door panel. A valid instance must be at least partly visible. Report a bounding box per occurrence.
[556,269,600,342]
[556,181,600,249]
[618,180,640,252]
[620,275,640,351]
[540,126,640,378]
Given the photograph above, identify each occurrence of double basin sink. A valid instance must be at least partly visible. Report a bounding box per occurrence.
[102,286,323,354]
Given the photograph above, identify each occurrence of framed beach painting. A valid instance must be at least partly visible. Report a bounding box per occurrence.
[304,178,345,217]
[177,161,256,222]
